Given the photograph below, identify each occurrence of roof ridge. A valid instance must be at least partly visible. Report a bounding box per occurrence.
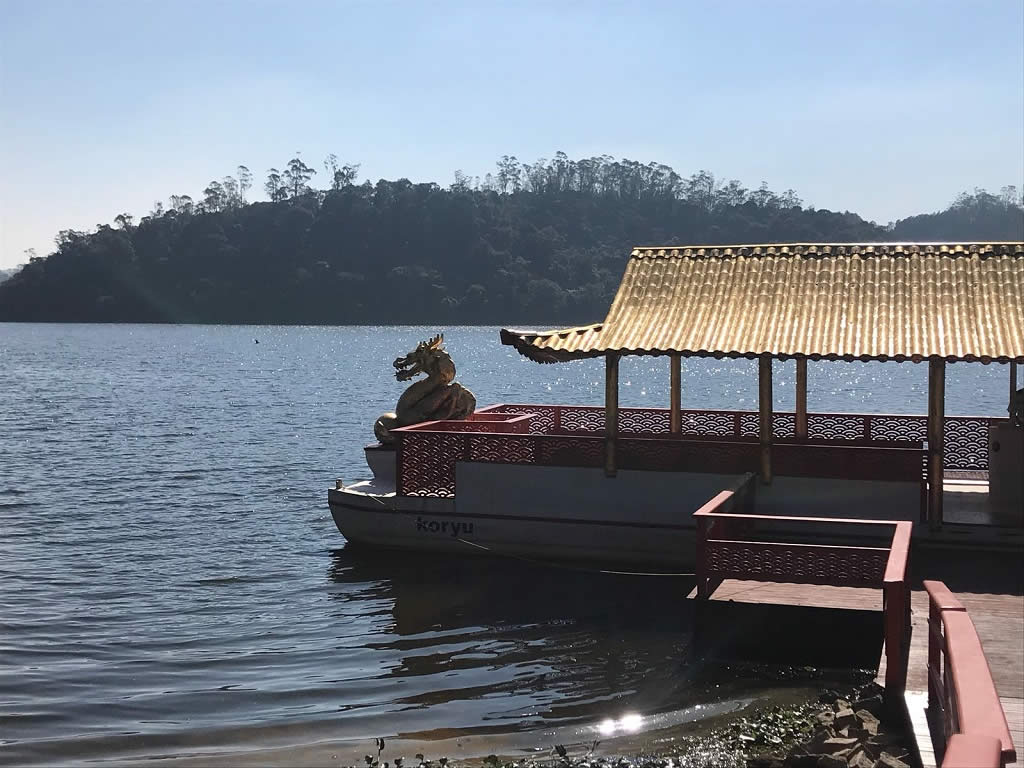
[630,243,1024,259]
[633,241,1024,249]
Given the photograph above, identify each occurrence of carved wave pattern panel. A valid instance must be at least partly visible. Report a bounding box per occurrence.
[705,541,888,586]
[468,435,536,464]
[735,412,797,438]
[621,439,758,473]
[473,407,992,469]
[870,416,928,443]
[681,411,737,437]
[485,404,556,434]
[740,413,760,437]
[619,408,671,435]
[773,413,796,438]
[399,433,463,497]
[561,408,605,433]
[807,414,866,441]
[536,437,603,467]
[944,418,990,470]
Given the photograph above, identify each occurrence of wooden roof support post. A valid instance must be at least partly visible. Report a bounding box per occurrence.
[1012,361,1018,409]
[605,352,619,477]
[670,353,682,434]
[795,358,808,440]
[928,359,945,531]
[759,356,773,484]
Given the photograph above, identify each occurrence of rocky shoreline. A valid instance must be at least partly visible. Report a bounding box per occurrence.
[745,682,913,768]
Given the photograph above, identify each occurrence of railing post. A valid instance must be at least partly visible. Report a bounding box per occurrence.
[759,356,774,484]
[795,358,808,440]
[605,353,619,477]
[883,580,908,708]
[670,353,682,434]
[928,358,946,531]
[1012,361,1018,410]
[695,515,708,599]
[929,600,942,712]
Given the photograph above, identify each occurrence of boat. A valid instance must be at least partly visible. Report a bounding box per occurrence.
[329,242,1024,566]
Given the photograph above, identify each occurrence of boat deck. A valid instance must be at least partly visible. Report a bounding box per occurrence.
[687,549,1023,767]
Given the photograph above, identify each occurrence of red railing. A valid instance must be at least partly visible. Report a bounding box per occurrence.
[478,404,996,471]
[924,581,1016,767]
[694,486,912,709]
[393,425,926,498]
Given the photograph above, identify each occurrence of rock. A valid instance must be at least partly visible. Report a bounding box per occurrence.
[855,709,880,735]
[747,757,785,768]
[873,754,911,768]
[834,708,858,730]
[806,729,833,750]
[863,737,903,760]
[818,689,840,705]
[815,756,846,768]
[815,711,836,729]
[857,681,885,697]
[849,752,874,768]
[833,698,851,713]
[845,726,871,742]
[784,753,819,768]
[819,737,859,753]
[852,695,884,717]
[866,734,899,747]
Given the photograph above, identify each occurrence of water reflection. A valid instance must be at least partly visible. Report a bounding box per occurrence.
[326,546,882,740]
[327,547,700,732]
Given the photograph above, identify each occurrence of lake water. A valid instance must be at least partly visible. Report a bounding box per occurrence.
[0,324,1013,766]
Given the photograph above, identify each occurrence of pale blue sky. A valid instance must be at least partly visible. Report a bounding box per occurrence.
[1,0,1022,268]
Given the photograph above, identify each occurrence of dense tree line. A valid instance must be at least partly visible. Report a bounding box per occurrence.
[1,153,1021,324]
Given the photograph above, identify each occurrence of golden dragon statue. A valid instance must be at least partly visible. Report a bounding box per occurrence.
[374,333,476,445]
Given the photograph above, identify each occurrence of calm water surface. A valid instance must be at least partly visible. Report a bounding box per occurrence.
[0,325,1012,765]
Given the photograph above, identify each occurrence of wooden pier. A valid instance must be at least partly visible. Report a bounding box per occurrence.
[688,548,1023,767]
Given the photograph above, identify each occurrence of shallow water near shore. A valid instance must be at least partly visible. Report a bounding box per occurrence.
[0,324,1012,765]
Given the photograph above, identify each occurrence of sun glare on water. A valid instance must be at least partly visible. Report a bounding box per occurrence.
[597,713,644,736]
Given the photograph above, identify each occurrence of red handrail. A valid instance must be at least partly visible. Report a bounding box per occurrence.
[694,500,911,708]
[924,580,1016,767]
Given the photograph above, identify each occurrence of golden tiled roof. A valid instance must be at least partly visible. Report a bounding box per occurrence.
[500,243,1024,363]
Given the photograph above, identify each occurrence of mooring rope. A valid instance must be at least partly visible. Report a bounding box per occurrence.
[454,537,696,578]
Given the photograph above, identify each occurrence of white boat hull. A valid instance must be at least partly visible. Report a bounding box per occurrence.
[328,461,739,567]
[328,484,698,568]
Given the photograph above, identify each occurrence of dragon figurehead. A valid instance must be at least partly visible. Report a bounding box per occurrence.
[374,333,476,446]
[392,334,455,385]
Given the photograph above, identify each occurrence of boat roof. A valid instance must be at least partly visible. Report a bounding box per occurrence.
[500,242,1024,364]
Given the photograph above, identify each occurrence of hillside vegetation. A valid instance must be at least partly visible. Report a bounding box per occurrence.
[1,154,1021,324]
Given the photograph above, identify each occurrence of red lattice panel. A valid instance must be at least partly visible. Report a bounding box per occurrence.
[704,540,889,587]
[398,432,463,497]
[807,413,867,441]
[619,408,671,435]
[869,415,928,443]
[535,436,603,467]
[681,410,739,437]
[467,434,536,464]
[774,443,925,482]
[483,404,558,434]
[944,417,991,470]
[561,407,605,433]
[620,438,759,474]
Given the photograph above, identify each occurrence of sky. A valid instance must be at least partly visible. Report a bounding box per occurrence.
[1,0,1022,269]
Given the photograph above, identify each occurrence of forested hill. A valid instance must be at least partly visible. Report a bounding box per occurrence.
[1,154,1021,325]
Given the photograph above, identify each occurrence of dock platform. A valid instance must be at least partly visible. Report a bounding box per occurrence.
[688,549,1023,767]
